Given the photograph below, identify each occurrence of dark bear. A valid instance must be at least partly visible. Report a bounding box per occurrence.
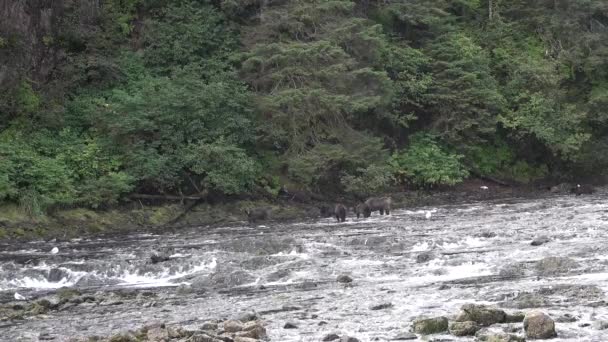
[334,204,347,222]
[571,184,595,196]
[355,203,370,219]
[245,207,270,223]
[357,197,392,218]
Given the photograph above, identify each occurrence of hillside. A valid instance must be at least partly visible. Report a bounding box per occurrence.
[1,0,608,215]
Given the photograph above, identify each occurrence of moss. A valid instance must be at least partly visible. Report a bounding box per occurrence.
[57,287,81,301]
[148,205,182,226]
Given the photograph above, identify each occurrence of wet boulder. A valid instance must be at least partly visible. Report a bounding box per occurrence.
[284,322,298,329]
[191,266,255,290]
[201,322,218,331]
[555,314,578,323]
[370,302,393,310]
[146,326,169,342]
[322,333,341,341]
[238,321,267,339]
[531,235,551,246]
[535,257,579,276]
[150,251,171,264]
[570,184,595,195]
[412,316,449,335]
[336,274,353,283]
[523,311,556,339]
[505,312,525,323]
[416,252,433,263]
[340,337,360,342]
[223,320,244,333]
[449,321,480,336]
[233,337,258,342]
[549,183,571,194]
[455,304,506,326]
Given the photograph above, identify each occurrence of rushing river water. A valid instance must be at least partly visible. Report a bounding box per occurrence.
[2,193,608,341]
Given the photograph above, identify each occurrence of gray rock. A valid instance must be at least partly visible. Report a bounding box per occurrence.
[535,257,579,276]
[223,320,243,333]
[416,252,433,263]
[201,322,218,331]
[555,314,578,323]
[531,236,551,246]
[455,304,506,326]
[505,312,525,323]
[370,302,393,310]
[147,327,169,342]
[191,267,255,290]
[233,337,258,342]
[340,337,360,342]
[524,311,556,339]
[237,311,257,322]
[449,321,480,336]
[336,274,353,283]
[240,321,267,339]
[284,322,298,329]
[322,333,341,341]
[391,332,417,340]
[478,231,497,238]
[412,316,449,335]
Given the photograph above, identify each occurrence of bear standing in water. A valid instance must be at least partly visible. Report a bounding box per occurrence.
[356,197,392,218]
[334,204,347,222]
[245,208,270,223]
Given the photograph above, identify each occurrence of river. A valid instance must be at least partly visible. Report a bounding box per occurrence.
[1,193,608,341]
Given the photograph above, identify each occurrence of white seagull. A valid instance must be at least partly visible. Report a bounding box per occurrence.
[480,186,489,190]
[14,292,26,301]
[425,211,432,220]
[50,247,59,254]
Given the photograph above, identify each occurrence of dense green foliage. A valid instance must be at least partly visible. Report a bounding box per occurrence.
[1,0,607,212]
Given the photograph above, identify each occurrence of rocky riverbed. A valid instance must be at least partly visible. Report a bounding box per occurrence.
[1,192,608,341]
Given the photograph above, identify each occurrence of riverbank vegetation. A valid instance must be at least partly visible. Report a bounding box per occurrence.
[1,0,607,215]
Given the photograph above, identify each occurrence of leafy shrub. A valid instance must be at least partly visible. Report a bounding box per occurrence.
[389,133,469,188]
[341,164,394,198]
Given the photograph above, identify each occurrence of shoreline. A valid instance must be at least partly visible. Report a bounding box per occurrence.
[0,179,576,242]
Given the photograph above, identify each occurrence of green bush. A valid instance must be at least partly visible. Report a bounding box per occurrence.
[341,164,394,198]
[390,133,469,188]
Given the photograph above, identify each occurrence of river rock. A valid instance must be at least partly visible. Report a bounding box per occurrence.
[192,267,255,290]
[201,322,218,331]
[416,252,433,263]
[322,333,341,341]
[238,321,266,339]
[531,236,551,246]
[284,322,298,329]
[340,336,360,342]
[370,302,393,310]
[336,274,353,283]
[412,316,449,335]
[505,312,525,323]
[449,321,480,336]
[535,257,579,276]
[150,251,171,264]
[555,313,578,323]
[391,332,417,340]
[147,326,169,341]
[191,334,223,342]
[237,311,258,322]
[223,320,244,333]
[455,304,506,326]
[524,311,557,339]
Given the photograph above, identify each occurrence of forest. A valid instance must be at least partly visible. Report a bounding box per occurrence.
[1,0,607,215]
